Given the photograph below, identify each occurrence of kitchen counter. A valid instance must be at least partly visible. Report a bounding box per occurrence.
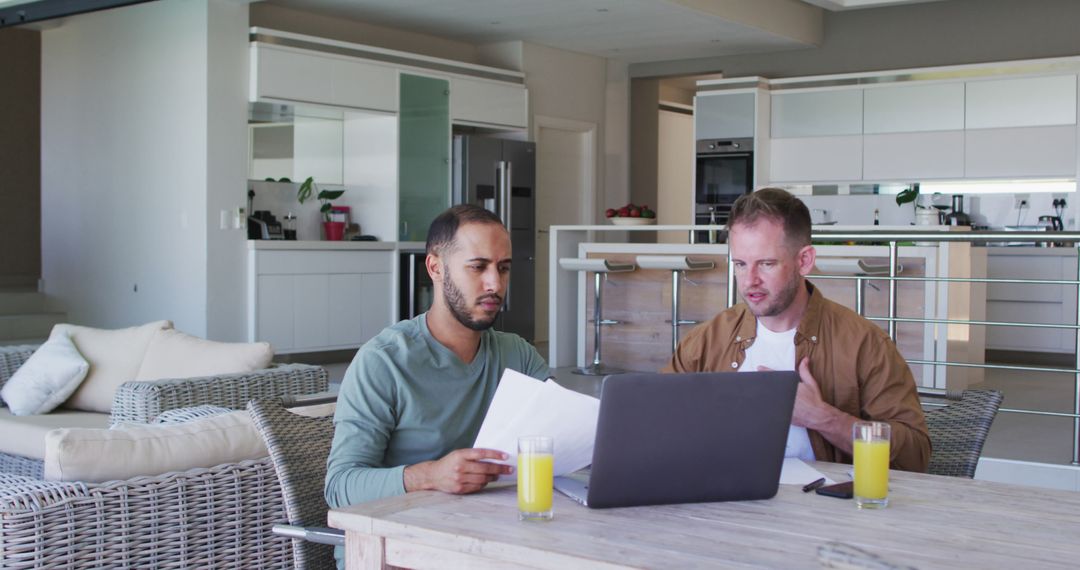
[548,224,985,391]
[247,240,397,251]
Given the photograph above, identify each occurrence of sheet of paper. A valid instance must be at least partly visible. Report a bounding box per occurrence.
[779,458,835,486]
[473,369,601,482]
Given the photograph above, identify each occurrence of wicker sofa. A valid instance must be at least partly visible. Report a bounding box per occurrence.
[0,344,331,568]
[0,344,328,478]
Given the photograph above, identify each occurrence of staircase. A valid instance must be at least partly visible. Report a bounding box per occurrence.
[0,286,65,346]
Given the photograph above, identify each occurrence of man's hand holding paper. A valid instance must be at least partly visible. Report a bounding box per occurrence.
[473,369,600,481]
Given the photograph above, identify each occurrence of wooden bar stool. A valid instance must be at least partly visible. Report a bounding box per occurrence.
[635,255,715,353]
[559,258,636,375]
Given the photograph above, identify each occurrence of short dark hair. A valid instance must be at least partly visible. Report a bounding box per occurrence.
[426,204,505,256]
[727,187,811,248]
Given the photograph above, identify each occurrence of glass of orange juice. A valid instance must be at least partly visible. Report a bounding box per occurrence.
[517,436,554,521]
[853,421,891,509]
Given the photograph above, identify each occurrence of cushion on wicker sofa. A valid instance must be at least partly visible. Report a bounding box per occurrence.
[0,407,110,460]
[58,320,174,413]
[134,329,272,381]
[0,331,89,415]
[43,409,268,482]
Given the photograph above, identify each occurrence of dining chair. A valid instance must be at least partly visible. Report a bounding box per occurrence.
[248,394,342,570]
[923,389,1004,478]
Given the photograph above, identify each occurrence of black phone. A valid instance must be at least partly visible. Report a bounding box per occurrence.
[815,481,853,499]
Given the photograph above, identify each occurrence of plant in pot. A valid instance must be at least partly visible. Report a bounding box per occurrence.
[297,176,346,240]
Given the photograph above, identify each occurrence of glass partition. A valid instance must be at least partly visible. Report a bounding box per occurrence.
[398,73,450,241]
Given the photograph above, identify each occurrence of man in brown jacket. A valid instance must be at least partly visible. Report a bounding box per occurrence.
[665,188,930,472]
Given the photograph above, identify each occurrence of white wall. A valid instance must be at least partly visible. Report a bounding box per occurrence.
[249,3,480,65]
[42,0,209,334]
[205,0,250,342]
[605,60,631,215]
[523,42,608,222]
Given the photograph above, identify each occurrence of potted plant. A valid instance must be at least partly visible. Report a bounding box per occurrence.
[297,176,346,240]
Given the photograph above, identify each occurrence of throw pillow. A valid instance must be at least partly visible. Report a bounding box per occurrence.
[58,320,174,413]
[43,409,268,483]
[0,333,90,415]
[133,329,272,381]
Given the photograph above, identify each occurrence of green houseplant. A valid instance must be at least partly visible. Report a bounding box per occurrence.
[297,176,347,240]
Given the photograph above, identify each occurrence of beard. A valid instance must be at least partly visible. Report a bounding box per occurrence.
[743,272,801,319]
[442,269,502,331]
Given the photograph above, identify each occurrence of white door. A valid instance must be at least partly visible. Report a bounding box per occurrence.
[657,109,694,243]
[534,117,596,345]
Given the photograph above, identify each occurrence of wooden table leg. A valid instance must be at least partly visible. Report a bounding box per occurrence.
[345,530,386,570]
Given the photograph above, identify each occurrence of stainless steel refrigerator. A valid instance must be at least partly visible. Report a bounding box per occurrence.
[452,135,536,342]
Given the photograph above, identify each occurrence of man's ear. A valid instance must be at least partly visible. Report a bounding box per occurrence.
[425,253,443,284]
[796,244,817,277]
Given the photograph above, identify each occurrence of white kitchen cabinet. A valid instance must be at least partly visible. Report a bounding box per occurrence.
[252,45,398,113]
[986,249,1078,353]
[771,89,862,138]
[451,76,527,128]
[249,246,395,353]
[965,125,1077,178]
[252,45,335,105]
[695,92,756,139]
[863,82,965,134]
[863,131,965,180]
[769,135,863,182]
[966,74,1077,130]
[330,57,398,113]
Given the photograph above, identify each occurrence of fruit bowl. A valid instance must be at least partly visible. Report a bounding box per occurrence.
[610,217,657,226]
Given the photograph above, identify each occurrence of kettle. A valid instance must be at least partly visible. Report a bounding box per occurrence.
[1038,215,1064,231]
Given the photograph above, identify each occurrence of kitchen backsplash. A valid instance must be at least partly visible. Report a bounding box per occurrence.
[248,179,397,241]
[798,191,1074,230]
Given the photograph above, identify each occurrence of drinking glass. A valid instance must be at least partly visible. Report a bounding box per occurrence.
[517,436,554,521]
[853,421,890,509]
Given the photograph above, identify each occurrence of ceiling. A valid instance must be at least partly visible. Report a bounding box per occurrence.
[264,0,949,64]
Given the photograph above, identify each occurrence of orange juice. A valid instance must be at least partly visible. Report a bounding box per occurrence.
[517,453,554,513]
[853,439,890,500]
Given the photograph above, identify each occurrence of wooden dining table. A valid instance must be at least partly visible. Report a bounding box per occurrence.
[328,461,1080,569]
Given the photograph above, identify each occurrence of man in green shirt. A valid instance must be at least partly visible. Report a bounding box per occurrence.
[325,204,549,512]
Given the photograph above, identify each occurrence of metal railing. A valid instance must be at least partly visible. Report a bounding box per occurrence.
[719,230,1080,466]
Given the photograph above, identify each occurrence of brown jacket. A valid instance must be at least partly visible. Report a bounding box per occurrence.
[664,281,931,472]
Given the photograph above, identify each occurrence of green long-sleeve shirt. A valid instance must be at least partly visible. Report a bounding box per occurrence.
[324,313,548,509]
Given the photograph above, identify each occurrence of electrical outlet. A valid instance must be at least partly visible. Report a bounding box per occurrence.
[1014,194,1030,209]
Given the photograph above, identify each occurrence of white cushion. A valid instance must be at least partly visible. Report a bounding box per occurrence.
[43,410,268,483]
[134,329,273,382]
[1,333,89,415]
[0,407,110,460]
[58,320,174,413]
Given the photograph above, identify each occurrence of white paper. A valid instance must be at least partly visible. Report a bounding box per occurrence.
[779,458,835,486]
[473,369,601,482]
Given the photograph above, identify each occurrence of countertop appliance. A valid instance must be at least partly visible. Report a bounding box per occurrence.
[694,138,753,243]
[451,135,536,341]
[248,210,284,240]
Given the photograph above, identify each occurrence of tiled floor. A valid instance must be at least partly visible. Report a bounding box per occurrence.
[979,365,1077,465]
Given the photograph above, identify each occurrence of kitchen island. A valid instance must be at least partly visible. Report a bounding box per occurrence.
[548,225,985,391]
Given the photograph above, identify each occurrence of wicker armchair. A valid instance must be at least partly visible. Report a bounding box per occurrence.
[248,396,340,570]
[0,344,329,478]
[0,458,292,569]
[924,389,1004,478]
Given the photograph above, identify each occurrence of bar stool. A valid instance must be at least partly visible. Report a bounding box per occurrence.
[635,255,715,353]
[559,258,636,375]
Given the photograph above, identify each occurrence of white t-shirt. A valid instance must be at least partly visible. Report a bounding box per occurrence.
[738,321,816,461]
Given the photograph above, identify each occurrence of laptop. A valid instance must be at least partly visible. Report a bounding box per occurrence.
[554,371,798,509]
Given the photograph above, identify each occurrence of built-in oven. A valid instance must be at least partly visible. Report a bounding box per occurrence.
[694,138,753,243]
